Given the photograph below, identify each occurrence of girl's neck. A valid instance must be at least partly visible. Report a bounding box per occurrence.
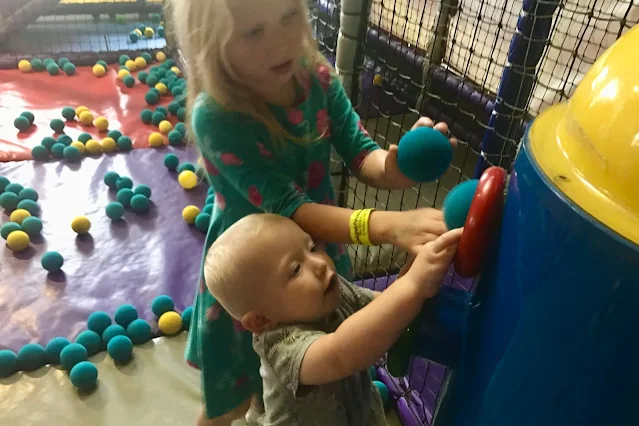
[254,77,297,107]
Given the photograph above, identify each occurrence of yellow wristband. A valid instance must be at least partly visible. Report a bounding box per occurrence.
[349,209,364,244]
[349,208,375,246]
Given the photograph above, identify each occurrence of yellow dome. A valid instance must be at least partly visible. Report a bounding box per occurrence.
[530,24,639,245]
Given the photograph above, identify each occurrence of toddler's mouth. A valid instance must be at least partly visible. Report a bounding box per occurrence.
[325,272,338,294]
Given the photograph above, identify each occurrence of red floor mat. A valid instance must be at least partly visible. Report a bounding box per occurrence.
[0,66,179,162]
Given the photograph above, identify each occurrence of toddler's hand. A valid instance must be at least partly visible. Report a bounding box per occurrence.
[404,228,463,299]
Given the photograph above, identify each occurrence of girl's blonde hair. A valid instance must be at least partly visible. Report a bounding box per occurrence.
[168,0,331,142]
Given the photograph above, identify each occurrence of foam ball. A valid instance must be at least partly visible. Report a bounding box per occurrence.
[159,311,182,335]
[63,62,76,76]
[148,132,164,148]
[174,123,187,137]
[140,109,153,124]
[155,83,168,95]
[59,108,75,122]
[156,51,166,62]
[44,337,71,364]
[114,304,138,327]
[126,319,152,344]
[130,194,150,214]
[171,85,184,97]
[178,171,197,190]
[134,184,152,198]
[138,71,149,84]
[7,230,30,251]
[129,31,139,43]
[124,59,137,71]
[202,204,213,215]
[100,137,117,153]
[107,335,133,363]
[102,324,126,344]
[107,130,122,141]
[141,52,153,63]
[151,295,174,317]
[47,63,60,75]
[85,140,102,155]
[134,28,143,36]
[75,105,89,116]
[94,116,109,131]
[19,187,38,202]
[21,217,42,237]
[63,146,82,162]
[79,111,94,126]
[57,57,69,67]
[1,222,22,240]
[87,311,112,335]
[164,153,179,170]
[158,120,173,134]
[151,111,166,126]
[40,137,56,151]
[75,330,102,355]
[43,58,55,67]
[0,192,19,211]
[119,54,130,65]
[177,108,186,122]
[32,145,49,162]
[116,177,133,190]
[146,74,159,87]
[78,132,92,143]
[158,25,165,37]
[14,116,30,132]
[17,199,39,215]
[0,176,9,192]
[116,188,134,207]
[374,380,389,405]
[443,179,479,230]
[57,134,72,146]
[105,202,125,220]
[170,66,181,77]
[205,195,214,205]
[134,57,147,69]
[145,91,159,105]
[368,366,377,380]
[181,306,193,330]
[9,209,30,224]
[94,60,107,70]
[92,64,106,77]
[30,58,44,71]
[18,344,46,371]
[50,142,65,159]
[69,361,98,390]
[71,216,91,234]
[0,350,18,378]
[18,113,34,128]
[103,171,120,188]
[41,251,64,272]
[182,206,201,224]
[194,213,211,233]
[59,343,87,370]
[117,69,130,81]
[123,75,135,88]
[117,136,133,151]
[143,27,154,38]
[50,118,65,133]
[4,182,22,194]
[397,127,453,182]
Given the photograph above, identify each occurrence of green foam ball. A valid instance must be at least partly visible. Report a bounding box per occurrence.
[443,179,479,230]
[194,213,211,233]
[145,91,159,105]
[119,54,130,65]
[96,60,108,69]
[151,295,174,317]
[50,119,65,133]
[87,311,112,335]
[146,74,159,87]
[163,153,179,170]
[397,126,452,182]
[43,58,55,67]
[69,361,98,391]
[75,330,102,356]
[60,343,87,370]
[0,176,9,192]
[134,184,152,199]
[63,62,76,76]
[0,193,19,211]
[63,146,82,162]
[168,130,183,146]
[141,52,152,63]
[5,182,23,194]
[78,133,92,143]
[14,116,30,132]
[107,129,122,140]
[41,136,57,150]
[18,343,47,371]
[123,75,135,88]
[116,188,134,207]
[174,122,186,136]
[181,306,193,330]
[105,202,125,220]
[117,136,132,151]
[103,171,120,188]
[202,204,213,215]
[58,134,72,146]
[140,109,153,124]
[138,71,149,83]
[20,111,35,124]
[32,145,49,161]
[1,222,22,239]
[129,31,139,43]
[51,143,65,158]
[61,107,76,121]
[374,380,389,405]
[368,366,377,380]
[116,177,133,190]
[17,199,39,215]
[107,335,133,364]
[126,319,152,344]
[0,350,18,378]
[30,58,44,71]
[130,194,150,214]
[57,57,69,67]
[114,304,138,328]
[45,337,71,364]
[177,108,186,122]
[151,111,165,126]
[102,324,126,345]
[46,63,60,75]
[21,217,43,237]
[177,162,195,173]
[41,251,64,272]
[168,101,180,116]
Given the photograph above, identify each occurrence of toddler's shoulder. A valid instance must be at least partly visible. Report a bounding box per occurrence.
[254,323,320,356]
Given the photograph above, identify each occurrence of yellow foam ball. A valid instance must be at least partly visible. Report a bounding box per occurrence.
[9,209,31,225]
[79,111,94,126]
[155,83,168,96]
[182,205,200,224]
[94,116,109,132]
[158,311,182,335]
[148,132,164,148]
[373,74,383,87]
[178,170,198,190]
[70,141,85,153]
[100,137,117,152]
[71,216,91,234]
[117,69,130,80]
[158,120,173,134]
[144,27,155,38]
[124,59,137,72]
[92,64,106,77]
[18,60,32,73]
[156,51,166,62]
[7,231,30,252]
[170,66,181,77]
[134,28,142,36]
[76,105,89,116]
[134,57,147,69]
[85,140,102,155]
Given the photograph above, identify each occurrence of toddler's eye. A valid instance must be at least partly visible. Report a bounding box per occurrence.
[291,263,301,277]
[244,27,264,39]
[310,244,317,252]
[282,10,299,25]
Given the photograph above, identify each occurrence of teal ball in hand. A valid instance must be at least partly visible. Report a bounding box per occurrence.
[116,188,134,207]
[114,304,138,327]
[87,311,112,335]
[181,306,193,330]
[106,202,125,220]
[151,295,174,317]
[373,380,389,405]
[60,343,88,370]
[0,350,18,378]
[18,343,47,371]
[41,251,64,272]
[70,361,98,391]
[130,194,150,214]
[76,330,102,356]
[443,179,479,230]
[397,126,452,182]
[45,337,71,364]
[107,335,133,364]
[126,319,152,344]
[1,222,22,240]
[22,217,43,237]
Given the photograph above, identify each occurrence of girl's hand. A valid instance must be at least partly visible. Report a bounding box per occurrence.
[370,208,448,256]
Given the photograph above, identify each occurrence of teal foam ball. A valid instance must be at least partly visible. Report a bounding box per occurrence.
[155,106,168,117]
[114,304,138,327]
[146,74,159,87]
[156,67,167,78]
[96,60,108,69]
[46,63,59,75]
[126,319,152,344]
[194,213,211,233]
[151,295,174,317]
[41,136,57,150]
[374,380,389,405]
[116,177,133,190]
[177,108,186,122]
[167,101,180,116]
[1,222,22,240]
[117,136,133,151]
[177,162,195,173]
[51,143,65,158]
[135,23,145,32]
[63,146,82,162]
[78,132,92,143]
[18,343,47,371]
[5,182,22,194]
[14,116,30,132]
[165,59,175,68]
[0,192,19,211]
[174,122,186,136]
[30,58,44,71]
[60,343,88,370]
[207,187,214,195]
[130,194,150,214]
[123,75,135,88]
[140,109,153,124]
[368,366,377,380]
[0,350,18,378]
[22,217,43,237]
[108,129,123,140]
[0,176,9,192]
[75,330,102,355]
[171,85,184,97]
[116,188,134,207]
[151,111,166,126]
[157,25,165,37]
[58,134,72,146]
[69,361,98,391]
[443,179,479,230]
[149,87,160,97]
[61,107,76,121]
[163,153,179,171]
[18,188,38,201]
[202,204,213,215]
[397,127,453,182]
[43,58,55,67]
[145,91,159,105]
[159,77,170,86]
[168,130,183,146]
[105,202,125,220]
[141,52,152,63]
[87,311,112,335]
[20,111,35,124]
[103,171,120,188]
[41,251,64,272]
[129,31,139,43]
[205,195,214,205]
[45,337,71,364]
[32,145,49,161]
[50,119,65,133]
[138,71,148,84]
[57,57,69,67]
[17,199,39,215]
[63,62,76,76]
[119,54,130,65]
[102,324,126,344]
[134,184,152,199]
[181,306,193,330]
[107,335,133,364]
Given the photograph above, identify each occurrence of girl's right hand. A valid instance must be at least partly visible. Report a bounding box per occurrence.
[371,208,449,256]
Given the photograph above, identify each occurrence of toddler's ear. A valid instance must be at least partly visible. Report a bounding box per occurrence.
[242,311,274,334]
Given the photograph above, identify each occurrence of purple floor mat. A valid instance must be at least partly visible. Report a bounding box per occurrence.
[0,147,206,352]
